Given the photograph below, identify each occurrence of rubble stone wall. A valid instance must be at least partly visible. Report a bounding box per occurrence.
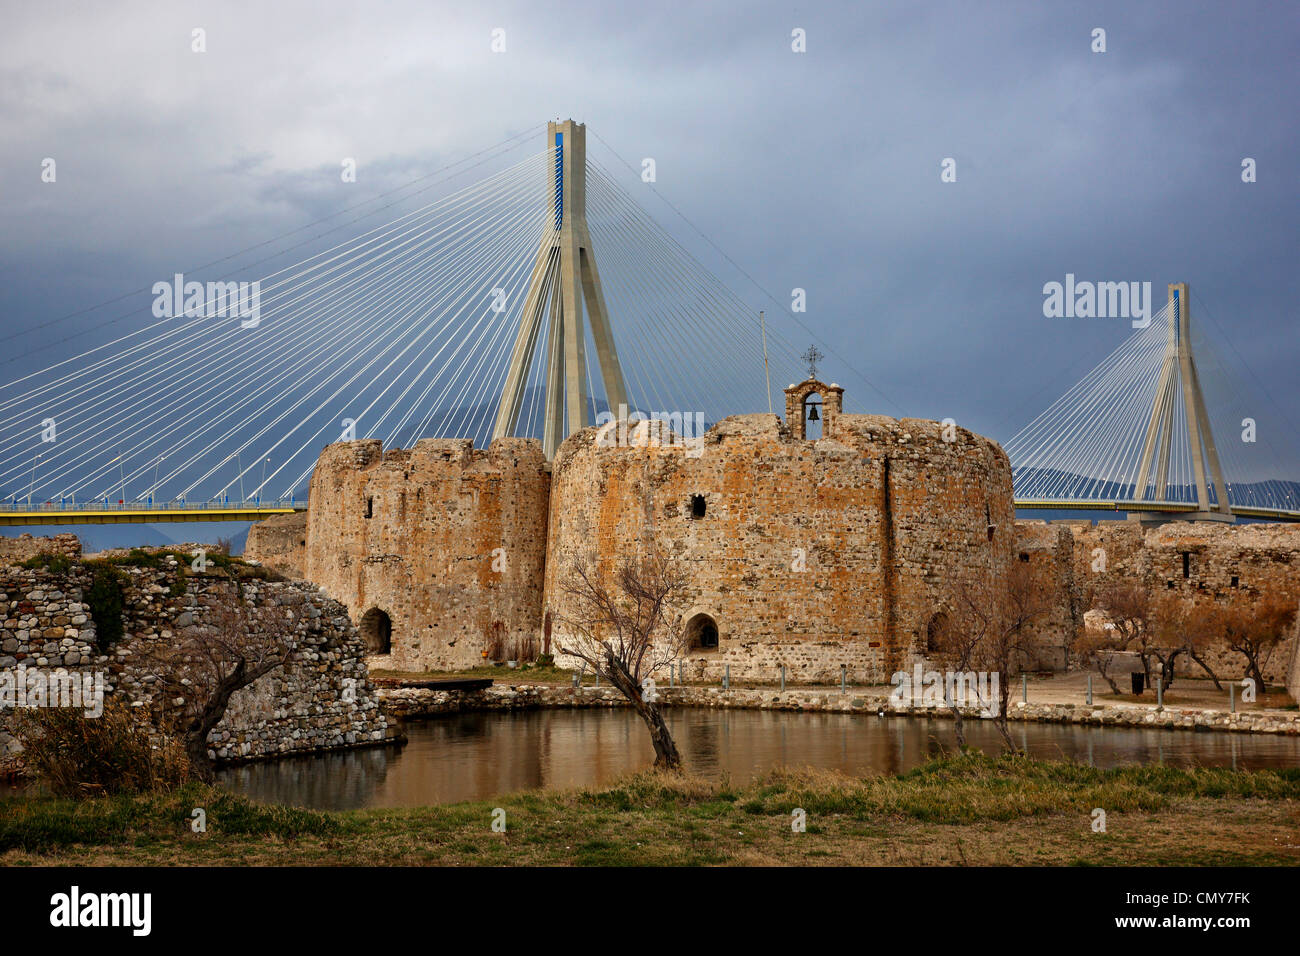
[0,558,389,762]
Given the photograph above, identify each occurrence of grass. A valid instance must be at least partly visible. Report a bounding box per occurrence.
[3,753,1298,866]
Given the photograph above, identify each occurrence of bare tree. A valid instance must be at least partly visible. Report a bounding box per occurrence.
[146,582,294,780]
[555,551,687,769]
[1178,598,1225,689]
[1076,621,1127,694]
[928,608,978,749]
[933,563,1047,752]
[1201,590,1298,693]
[1091,582,1158,687]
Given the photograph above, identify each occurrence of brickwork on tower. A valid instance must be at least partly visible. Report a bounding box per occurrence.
[299,438,550,671]
[541,395,1015,683]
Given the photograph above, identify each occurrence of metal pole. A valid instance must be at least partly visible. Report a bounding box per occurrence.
[759,310,773,416]
[724,664,729,691]
[1229,682,1235,713]
[1087,674,1093,706]
[669,662,674,688]
[780,665,786,693]
[1021,673,1027,704]
[1156,677,1163,708]
[27,453,40,505]
[841,664,846,695]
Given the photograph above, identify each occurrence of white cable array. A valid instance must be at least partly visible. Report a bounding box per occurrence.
[1,147,557,504]
[1005,300,1299,512]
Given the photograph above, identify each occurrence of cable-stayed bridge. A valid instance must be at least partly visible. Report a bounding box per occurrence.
[0,121,812,525]
[0,120,1296,526]
[1007,283,1300,522]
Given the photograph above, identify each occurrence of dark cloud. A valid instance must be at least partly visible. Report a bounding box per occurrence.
[0,0,1295,480]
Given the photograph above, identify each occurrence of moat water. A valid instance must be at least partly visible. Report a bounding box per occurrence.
[211,709,1300,811]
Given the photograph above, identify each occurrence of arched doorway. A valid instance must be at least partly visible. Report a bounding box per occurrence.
[685,612,719,650]
[359,607,393,655]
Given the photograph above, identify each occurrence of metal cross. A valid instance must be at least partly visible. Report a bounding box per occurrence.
[801,345,824,381]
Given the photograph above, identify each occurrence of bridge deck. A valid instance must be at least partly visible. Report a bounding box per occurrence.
[1014,499,1300,522]
[0,504,305,526]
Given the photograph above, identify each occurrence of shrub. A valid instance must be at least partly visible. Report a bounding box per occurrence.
[84,564,128,649]
[19,551,73,574]
[12,699,190,797]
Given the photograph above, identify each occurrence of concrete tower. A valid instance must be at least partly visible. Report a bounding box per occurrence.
[492,120,627,459]
[1131,282,1233,522]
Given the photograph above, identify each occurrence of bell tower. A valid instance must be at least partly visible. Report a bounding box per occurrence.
[784,345,842,440]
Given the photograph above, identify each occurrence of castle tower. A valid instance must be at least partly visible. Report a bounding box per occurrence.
[492,120,628,459]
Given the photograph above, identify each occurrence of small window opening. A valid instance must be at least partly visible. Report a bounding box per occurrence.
[686,612,719,650]
[1018,552,1030,562]
[1230,576,1239,588]
[690,494,706,519]
[365,496,374,519]
[359,608,392,655]
[1182,552,1190,579]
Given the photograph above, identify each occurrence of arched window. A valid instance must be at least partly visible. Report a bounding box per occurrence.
[925,612,948,654]
[359,607,393,655]
[686,612,719,650]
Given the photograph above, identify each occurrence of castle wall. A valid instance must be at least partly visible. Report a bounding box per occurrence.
[542,413,1015,683]
[1016,519,1300,685]
[244,511,307,579]
[302,437,550,671]
[1013,521,1078,669]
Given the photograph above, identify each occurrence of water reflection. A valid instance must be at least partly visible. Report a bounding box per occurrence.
[214,709,1300,811]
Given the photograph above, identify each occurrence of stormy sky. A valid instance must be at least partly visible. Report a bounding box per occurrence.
[0,0,1296,503]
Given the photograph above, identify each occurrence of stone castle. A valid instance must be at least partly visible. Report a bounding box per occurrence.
[251,378,1012,682]
[246,378,1300,690]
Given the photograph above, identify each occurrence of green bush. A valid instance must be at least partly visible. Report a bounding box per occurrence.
[84,564,127,649]
[19,551,73,574]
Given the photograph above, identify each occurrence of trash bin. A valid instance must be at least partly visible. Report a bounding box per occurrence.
[1130,672,1145,695]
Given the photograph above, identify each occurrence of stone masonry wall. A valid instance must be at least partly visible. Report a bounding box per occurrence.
[302,438,551,671]
[0,533,82,563]
[244,511,308,580]
[542,412,1015,683]
[1016,519,1300,685]
[0,558,389,762]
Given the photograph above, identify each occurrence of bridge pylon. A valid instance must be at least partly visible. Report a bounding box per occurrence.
[1129,282,1233,523]
[492,120,628,458]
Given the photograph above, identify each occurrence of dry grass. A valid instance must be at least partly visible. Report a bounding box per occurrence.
[3,753,1298,867]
